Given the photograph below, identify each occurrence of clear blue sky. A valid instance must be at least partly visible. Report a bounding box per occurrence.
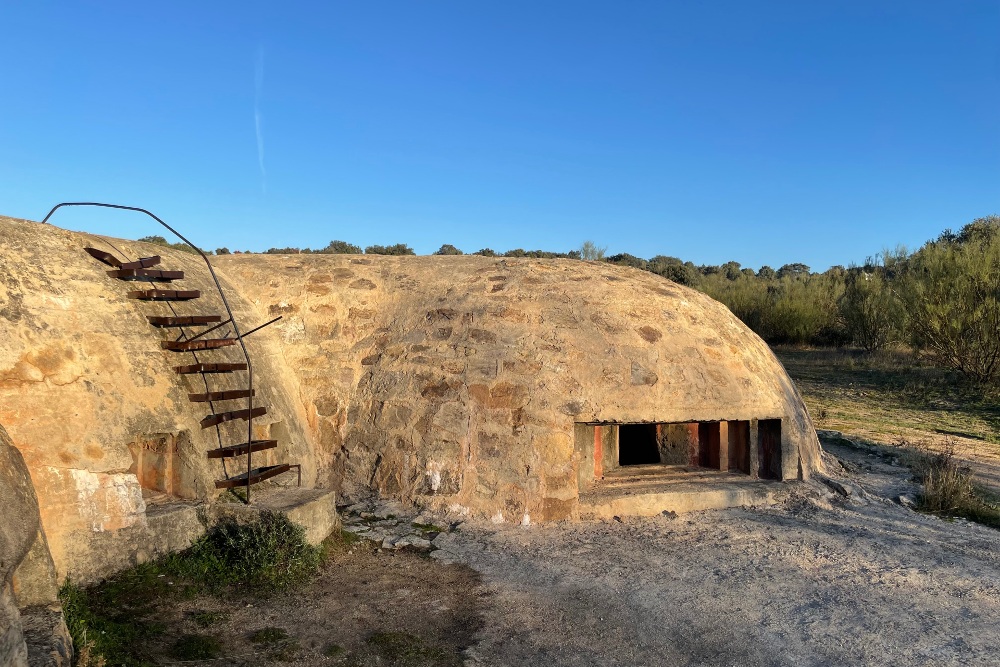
[2,1,997,270]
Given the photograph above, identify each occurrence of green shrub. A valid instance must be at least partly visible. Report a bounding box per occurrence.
[185,510,324,591]
[365,243,415,255]
[136,234,198,255]
[320,239,363,254]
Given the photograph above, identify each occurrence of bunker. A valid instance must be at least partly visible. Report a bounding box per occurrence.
[1,211,824,592]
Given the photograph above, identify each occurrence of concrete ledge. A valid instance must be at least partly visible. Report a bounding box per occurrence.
[144,502,206,560]
[580,483,783,519]
[208,488,340,545]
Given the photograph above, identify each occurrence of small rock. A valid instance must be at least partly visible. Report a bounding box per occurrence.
[342,525,370,534]
[430,550,457,565]
[897,495,916,508]
[818,476,852,497]
[409,537,432,549]
[613,516,623,523]
[662,510,678,519]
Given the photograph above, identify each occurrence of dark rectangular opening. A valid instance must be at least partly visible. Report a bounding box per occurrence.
[728,420,751,474]
[698,422,721,469]
[758,419,782,480]
[618,423,660,465]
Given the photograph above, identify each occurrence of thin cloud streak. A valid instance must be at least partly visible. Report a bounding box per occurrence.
[255,46,265,193]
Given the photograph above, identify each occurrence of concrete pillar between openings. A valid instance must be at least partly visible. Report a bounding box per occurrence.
[686,423,700,466]
[749,419,760,479]
[718,421,729,472]
[594,425,603,479]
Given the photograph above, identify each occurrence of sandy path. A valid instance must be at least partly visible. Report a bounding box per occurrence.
[431,451,1000,666]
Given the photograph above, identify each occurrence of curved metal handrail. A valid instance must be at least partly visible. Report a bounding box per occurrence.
[42,202,256,500]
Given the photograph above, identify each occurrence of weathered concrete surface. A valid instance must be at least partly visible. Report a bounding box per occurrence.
[20,606,72,667]
[0,424,46,667]
[208,488,340,546]
[580,481,784,519]
[0,215,318,584]
[11,527,59,608]
[216,253,822,522]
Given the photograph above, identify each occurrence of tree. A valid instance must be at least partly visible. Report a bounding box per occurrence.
[365,243,415,256]
[215,247,231,255]
[956,215,1000,245]
[721,261,742,281]
[757,266,777,280]
[435,244,463,255]
[474,248,497,257]
[320,240,362,254]
[839,267,903,352]
[777,263,810,279]
[579,240,607,261]
[606,253,648,270]
[648,256,697,285]
[900,235,1000,383]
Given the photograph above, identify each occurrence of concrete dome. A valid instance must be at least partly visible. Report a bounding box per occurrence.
[218,252,823,521]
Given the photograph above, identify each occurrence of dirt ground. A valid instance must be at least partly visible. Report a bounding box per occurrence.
[437,442,1000,666]
[135,540,483,666]
[135,436,1000,666]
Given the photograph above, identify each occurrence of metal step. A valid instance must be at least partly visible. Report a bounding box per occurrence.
[84,247,161,270]
[215,464,297,489]
[128,289,200,301]
[207,439,277,459]
[174,362,247,374]
[85,247,123,267]
[161,338,236,352]
[200,406,266,429]
[107,268,184,281]
[148,315,223,328]
[188,389,254,402]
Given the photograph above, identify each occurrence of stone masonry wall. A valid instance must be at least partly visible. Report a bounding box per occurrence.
[217,252,822,522]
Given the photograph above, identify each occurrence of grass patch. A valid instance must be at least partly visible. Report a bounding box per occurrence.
[411,522,446,534]
[170,634,222,661]
[323,528,363,556]
[366,631,457,666]
[188,609,226,628]
[912,446,1000,529]
[323,643,346,657]
[249,626,300,661]
[59,511,324,666]
[249,626,290,644]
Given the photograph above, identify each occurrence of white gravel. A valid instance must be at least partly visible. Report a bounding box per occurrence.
[433,443,1000,666]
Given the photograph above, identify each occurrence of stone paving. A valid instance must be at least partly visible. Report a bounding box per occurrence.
[339,498,464,564]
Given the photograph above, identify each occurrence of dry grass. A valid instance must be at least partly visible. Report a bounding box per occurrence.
[911,444,1000,528]
[775,346,1000,454]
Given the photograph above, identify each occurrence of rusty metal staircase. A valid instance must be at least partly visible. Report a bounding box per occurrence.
[44,202,300,501]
